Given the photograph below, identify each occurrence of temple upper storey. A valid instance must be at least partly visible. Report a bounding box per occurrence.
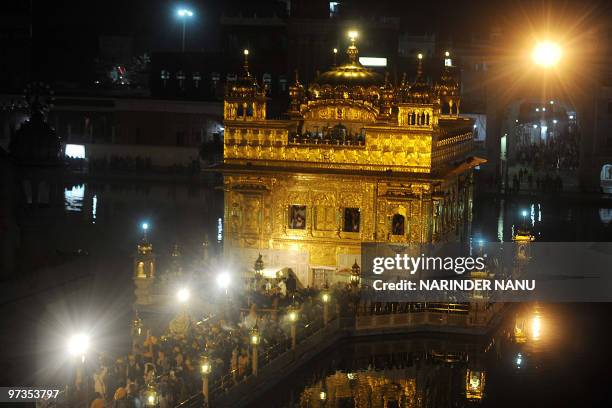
[223,34,475,176]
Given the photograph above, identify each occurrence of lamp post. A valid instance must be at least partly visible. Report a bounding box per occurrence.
[319,378,328,407]
[68,333,90,406]
[250,325,261,376]
[521,210,528,229]
[141,222,149,241]
[144,383,158,407]
[333,48,338,66]
[177,287,190,317]
[132,313,143,347]
[350,260,361,289]
[177,8,194,53]
[321,285,331,326]
[216,272,230,295]
[217,272,231,319]
[254,253,264,290]
[200,354,212,406]
[288,306,299,351]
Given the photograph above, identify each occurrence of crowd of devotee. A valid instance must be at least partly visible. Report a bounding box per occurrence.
[514,135,579,173]
[505,135,578,194]
[64,275,357,408]
[509,168,564,194]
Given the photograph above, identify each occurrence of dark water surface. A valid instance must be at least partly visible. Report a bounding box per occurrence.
[2,176,612,407]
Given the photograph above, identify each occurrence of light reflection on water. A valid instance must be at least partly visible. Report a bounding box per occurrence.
[63,184,85,212]
[254,303,612,407]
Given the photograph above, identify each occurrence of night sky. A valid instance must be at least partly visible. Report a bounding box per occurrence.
[9,0,611,86]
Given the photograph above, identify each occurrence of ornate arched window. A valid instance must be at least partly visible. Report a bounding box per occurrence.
[391,214,405,235]
[137,261,145,277]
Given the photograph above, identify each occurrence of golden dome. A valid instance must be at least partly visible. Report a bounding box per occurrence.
[316,63,383,87]
[314,40,383,87]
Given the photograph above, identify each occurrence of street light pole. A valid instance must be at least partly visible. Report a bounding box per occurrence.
[288,306,299,351]
[250,325,261,376]
[68,334,90,407]
[200,355,212,406]
[144,384,158,407]
[321,286,331,327]
[182,20,186,52]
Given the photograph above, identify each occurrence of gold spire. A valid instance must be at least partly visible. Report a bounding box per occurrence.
[243,49,250,76]
[294,68,300,85]
[138,223,153,254]
[416,53,424,81]
[347,30,359,64]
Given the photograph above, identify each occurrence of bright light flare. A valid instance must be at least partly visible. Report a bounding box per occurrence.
[177,288,190,303]
[347,30,358,41]
[68,334,90,358]
[177,9,194,17]
[142,222,149,230]
[532,41,561,68]
[531,314,541,341]
[216,272,230,290]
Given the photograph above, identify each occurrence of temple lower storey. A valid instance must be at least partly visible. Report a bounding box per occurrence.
[222,162,479,287]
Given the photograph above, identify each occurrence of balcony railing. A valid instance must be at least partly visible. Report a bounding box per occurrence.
[288,132,365,147]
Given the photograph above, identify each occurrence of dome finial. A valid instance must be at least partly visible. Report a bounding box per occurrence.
[347,30,359,64]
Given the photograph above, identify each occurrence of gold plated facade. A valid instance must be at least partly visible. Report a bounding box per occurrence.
[222,36,480,286]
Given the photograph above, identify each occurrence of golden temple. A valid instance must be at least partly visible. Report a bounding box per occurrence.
[221,32,482,287]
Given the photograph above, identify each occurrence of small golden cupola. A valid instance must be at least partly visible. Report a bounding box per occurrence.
[397,53,440,129]
[397,72,411,102]
[406,53,435,104]
[224,49,267,121]
[436,51,461,116]
[378,72,395,119]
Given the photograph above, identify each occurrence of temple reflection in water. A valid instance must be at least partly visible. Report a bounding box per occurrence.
[254,304,547,408]
[219,31,481,286]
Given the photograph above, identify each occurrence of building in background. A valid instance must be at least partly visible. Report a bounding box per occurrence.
[48,96,222,169]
